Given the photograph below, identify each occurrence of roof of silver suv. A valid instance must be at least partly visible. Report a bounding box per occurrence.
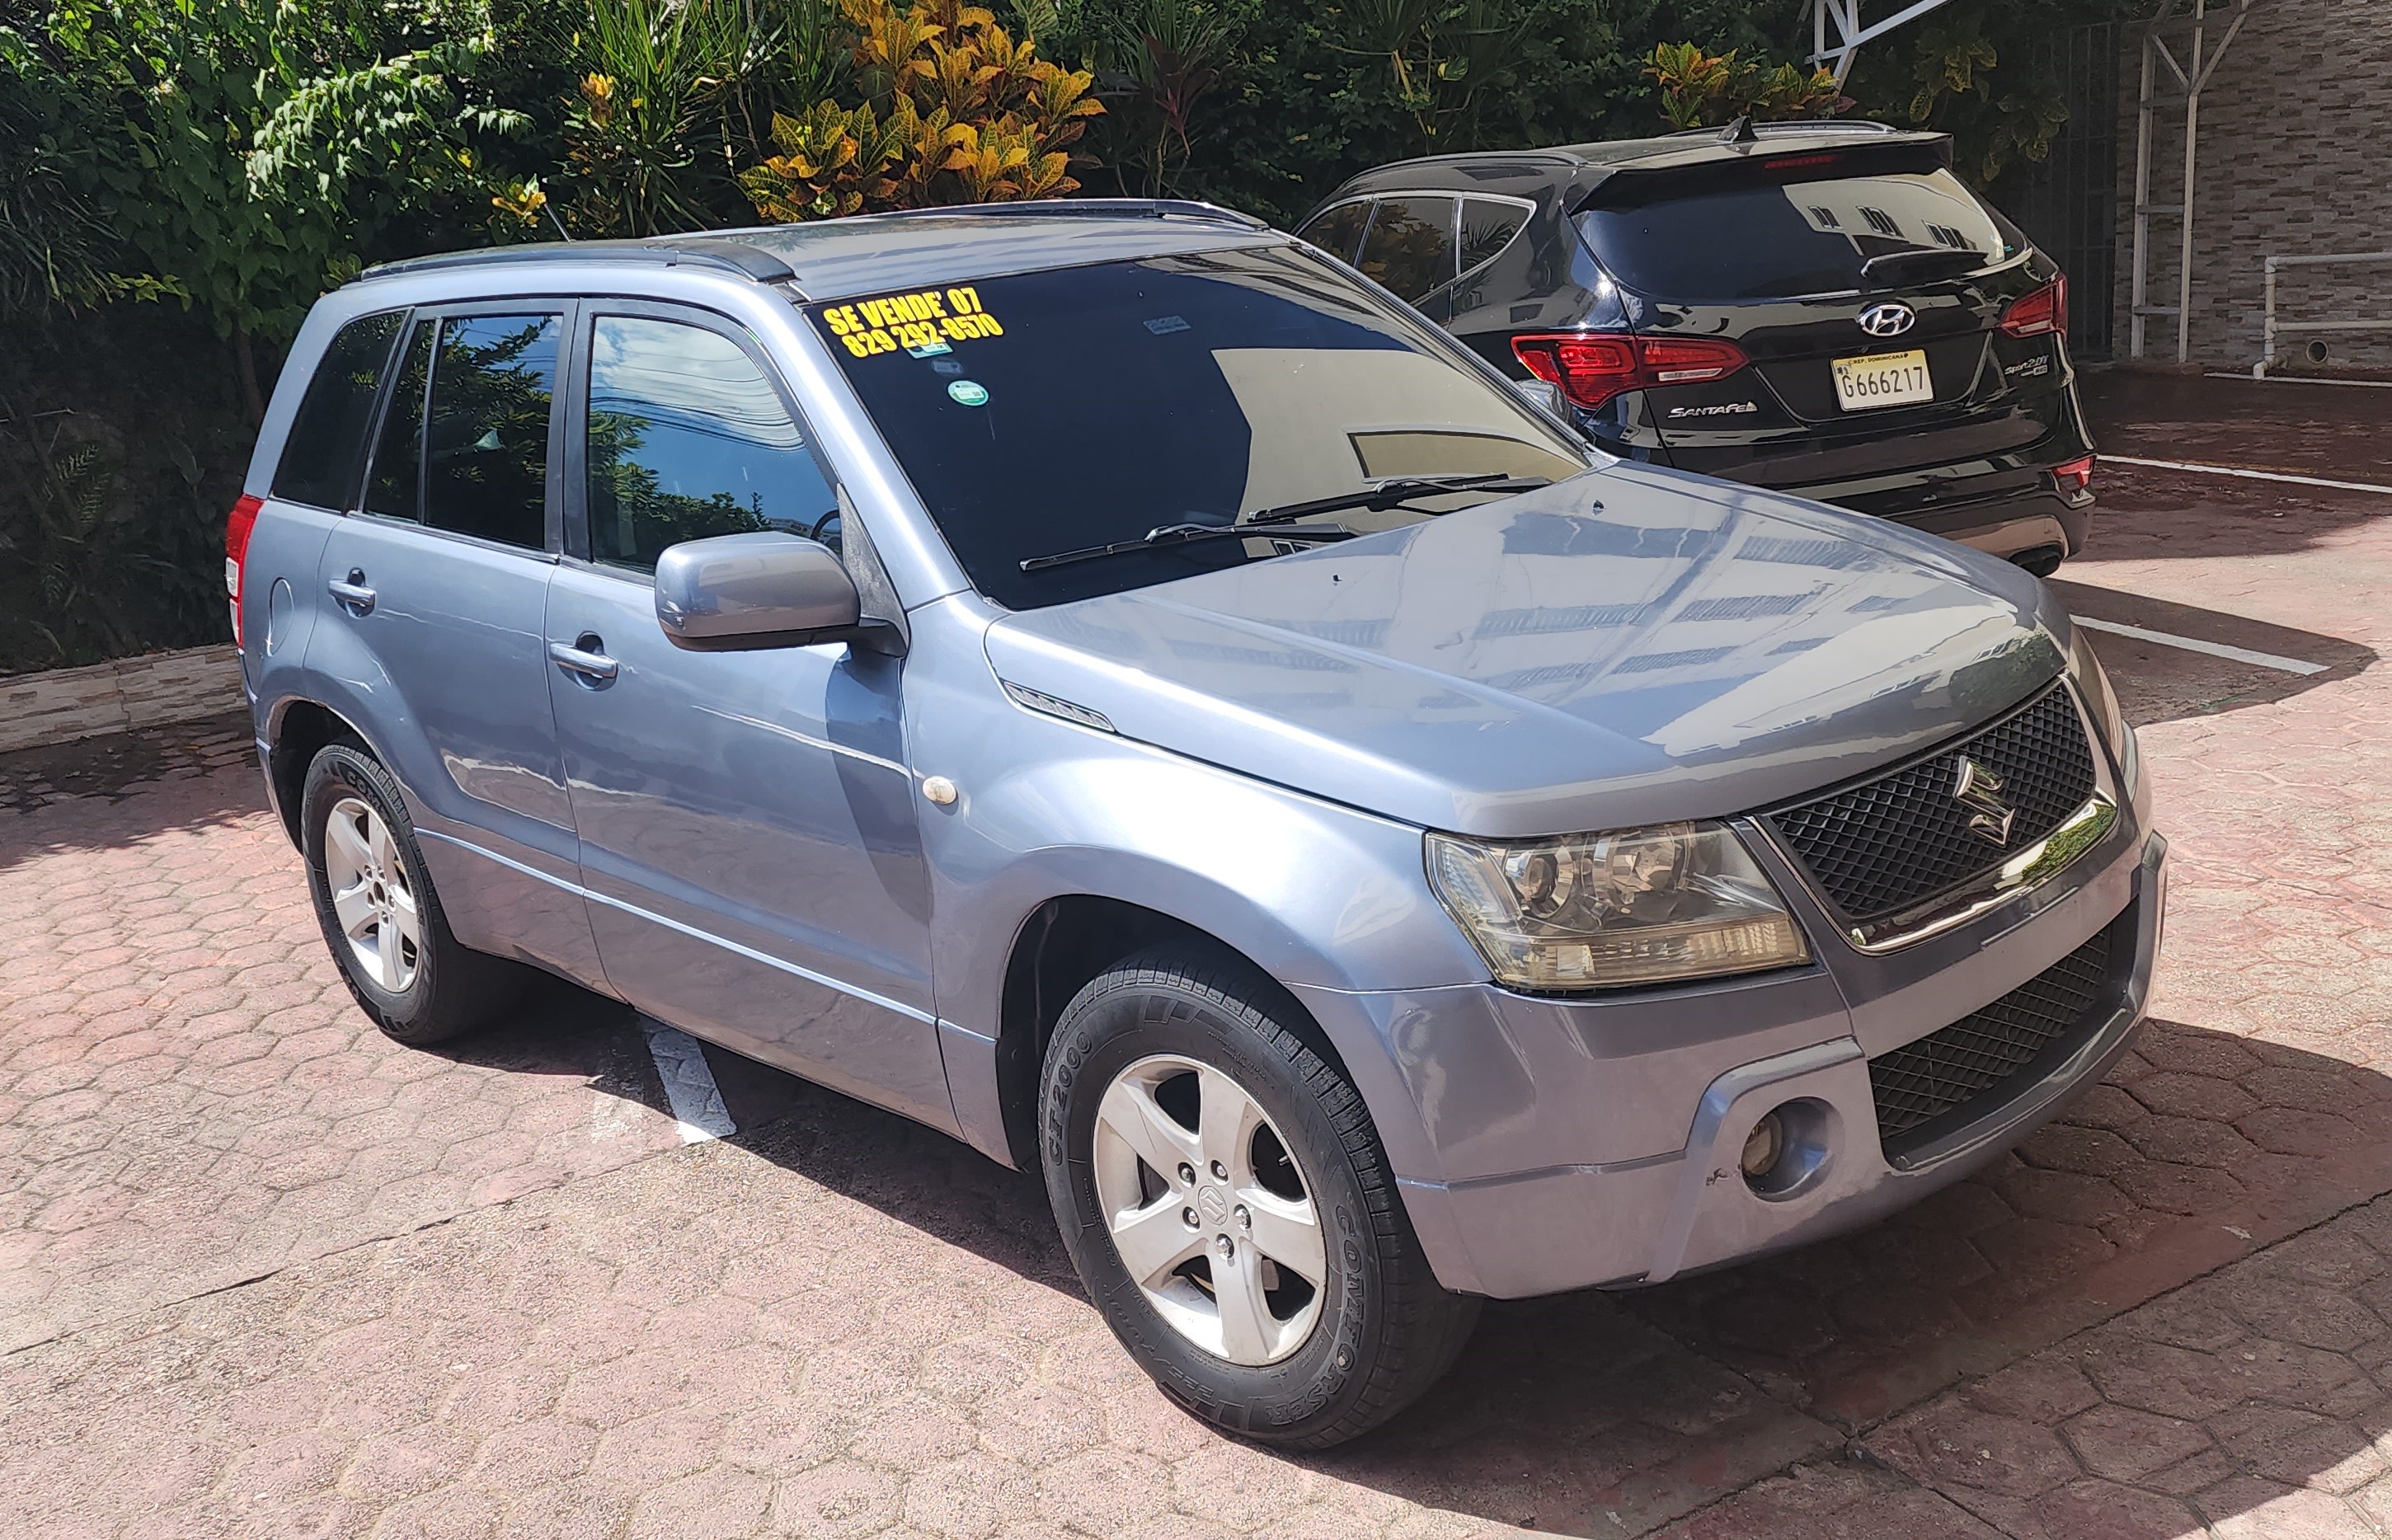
[360,200,1276,303]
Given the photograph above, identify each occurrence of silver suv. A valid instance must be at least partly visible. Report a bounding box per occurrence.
[231,200,2163,1448]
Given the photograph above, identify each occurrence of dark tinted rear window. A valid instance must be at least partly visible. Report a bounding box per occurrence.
[1296,201,1371,265]
[1357,195,1456,302]
[271,312,402,509]
[423,314,560,551]
[364,320,432,522]
[1577,168,2019,301]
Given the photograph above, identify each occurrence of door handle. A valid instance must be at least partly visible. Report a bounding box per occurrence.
[548,636,619,683]
[327,570,376,614]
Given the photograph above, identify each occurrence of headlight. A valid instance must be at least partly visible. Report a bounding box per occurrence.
[1426,821,1810,992]
[2068,625,2136,785]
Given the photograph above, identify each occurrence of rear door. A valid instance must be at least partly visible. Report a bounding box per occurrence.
[309,303,602,982]
[1574,153,2065,486]
[543,302,949,1129]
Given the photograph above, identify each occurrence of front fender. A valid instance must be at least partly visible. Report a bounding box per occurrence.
[900,596,1489,1171]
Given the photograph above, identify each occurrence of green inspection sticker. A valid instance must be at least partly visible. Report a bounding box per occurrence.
[947,379,989,407]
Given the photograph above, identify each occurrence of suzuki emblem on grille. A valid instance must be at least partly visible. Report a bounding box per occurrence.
[1953,758,2018,846]
[1858,301,1917,338]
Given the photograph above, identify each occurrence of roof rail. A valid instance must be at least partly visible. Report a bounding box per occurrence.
[847,197,1269,229]
[1665,119,1899,139]
[362,237,798,284]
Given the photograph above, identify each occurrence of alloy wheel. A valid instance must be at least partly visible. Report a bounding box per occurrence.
[322,796,421,993]
[1092,1052,1328,1365]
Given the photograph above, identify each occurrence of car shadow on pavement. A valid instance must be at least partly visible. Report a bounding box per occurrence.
[2062,582,2377,727]
[2082,371,2392,485]
[0,711,264,871]
[2076,460,2391,565]
[698,1012,2392,1538]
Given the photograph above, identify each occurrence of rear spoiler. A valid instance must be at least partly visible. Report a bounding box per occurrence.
[1571,133,1955,214]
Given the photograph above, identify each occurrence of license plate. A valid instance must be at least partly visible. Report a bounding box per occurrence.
[1831,349,1933,411]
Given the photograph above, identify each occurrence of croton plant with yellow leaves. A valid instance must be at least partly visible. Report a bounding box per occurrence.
[739,0,1102,221]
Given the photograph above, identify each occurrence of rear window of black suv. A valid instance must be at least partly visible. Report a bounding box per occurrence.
[1577,166,2022,303]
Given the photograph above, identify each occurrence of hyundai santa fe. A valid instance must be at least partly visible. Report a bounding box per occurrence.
[230,199,2162,1448]
[1298,122,2098,575]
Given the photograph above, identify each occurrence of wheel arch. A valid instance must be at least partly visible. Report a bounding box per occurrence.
[263,696,376,848]
[990,893,1368,1174]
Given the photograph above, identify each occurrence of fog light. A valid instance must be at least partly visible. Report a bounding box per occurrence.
[1740,1111,1786,1181]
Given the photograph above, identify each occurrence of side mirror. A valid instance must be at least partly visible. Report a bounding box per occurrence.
[654,532,886,652]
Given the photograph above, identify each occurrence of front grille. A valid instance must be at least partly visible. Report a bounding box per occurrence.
[1870,924,2116,1146]
[1764,683,2097,923]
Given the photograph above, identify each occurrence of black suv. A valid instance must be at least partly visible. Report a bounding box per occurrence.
[1296,122,2097,572]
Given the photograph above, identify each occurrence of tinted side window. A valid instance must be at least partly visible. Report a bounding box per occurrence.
[424,314,559,551]
[1295,201,1371,265]
[272,312,402,510]
[585,316,837,572]
[1357,196,1457,303]
[364,320,432,523]
[1459,200,1530,276]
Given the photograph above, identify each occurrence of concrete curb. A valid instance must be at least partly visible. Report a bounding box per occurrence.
[0,644,244,754]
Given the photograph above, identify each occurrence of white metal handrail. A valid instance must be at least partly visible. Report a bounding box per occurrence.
[2254,251,2392,378]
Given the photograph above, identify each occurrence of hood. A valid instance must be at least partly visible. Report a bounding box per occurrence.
[982,464,2065,838]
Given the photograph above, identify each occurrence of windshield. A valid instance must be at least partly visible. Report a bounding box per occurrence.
[1577,167,2021,302]
[808,245,1589,608]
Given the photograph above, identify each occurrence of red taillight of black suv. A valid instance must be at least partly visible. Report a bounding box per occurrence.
[1511,333,1751,412]
[2000,275,2069,340]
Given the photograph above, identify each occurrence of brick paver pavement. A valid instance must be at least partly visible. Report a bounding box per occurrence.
[0,717,690,1355]
[4,377,2391,1537]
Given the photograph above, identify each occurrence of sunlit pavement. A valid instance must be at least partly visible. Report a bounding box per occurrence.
[4,375,2391,1538]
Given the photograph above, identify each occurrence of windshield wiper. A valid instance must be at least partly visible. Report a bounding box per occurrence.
[1859,247,1985,287]
[1243,473,1552,527]
[1020,520,1358,574]
[1017,474,1552,574]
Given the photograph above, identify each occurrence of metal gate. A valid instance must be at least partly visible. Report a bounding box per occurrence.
[1990,23,2122,359]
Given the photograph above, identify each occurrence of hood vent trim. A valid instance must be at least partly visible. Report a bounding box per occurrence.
[1001,679,1117,735]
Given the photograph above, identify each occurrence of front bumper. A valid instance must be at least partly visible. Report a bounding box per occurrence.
[1300,800,2164,1301]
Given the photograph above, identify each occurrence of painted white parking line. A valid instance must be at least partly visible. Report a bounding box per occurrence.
[2074,616,2328,676]
[2105,454,2392,497]
[641,1016,737,1143]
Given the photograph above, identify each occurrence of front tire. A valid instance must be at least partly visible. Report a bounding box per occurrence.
[1039,944,1479,1448]
[300,742,521,1046]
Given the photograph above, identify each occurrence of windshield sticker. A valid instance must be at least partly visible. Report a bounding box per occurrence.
[1144,315,1191,336]
[823,285,1004,359]
[947,379,989,407]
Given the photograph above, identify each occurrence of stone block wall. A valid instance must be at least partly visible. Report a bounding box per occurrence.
[2112,0,2392,370]
[0,646,245,754]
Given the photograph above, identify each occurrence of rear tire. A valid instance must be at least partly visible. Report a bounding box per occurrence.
[300,742,522,1046]
[1039,944,1478,1448]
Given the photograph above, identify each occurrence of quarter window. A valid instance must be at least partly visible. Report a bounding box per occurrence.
[585,316,837,572]
[1356,195,1458,302]
[1458,200,1529,277]
[272,311,402,510]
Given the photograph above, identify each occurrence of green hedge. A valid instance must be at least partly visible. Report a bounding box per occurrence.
[0,0,2123,674]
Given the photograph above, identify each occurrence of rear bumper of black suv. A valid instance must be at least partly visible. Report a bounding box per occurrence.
[1611,381,2099,573]
[1795,457,2096,573]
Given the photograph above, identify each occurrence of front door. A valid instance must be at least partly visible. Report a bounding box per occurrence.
[544,305,948,1128]
[312,305,601,982]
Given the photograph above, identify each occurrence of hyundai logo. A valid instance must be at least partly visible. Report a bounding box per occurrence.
[1858,302,1917,338]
